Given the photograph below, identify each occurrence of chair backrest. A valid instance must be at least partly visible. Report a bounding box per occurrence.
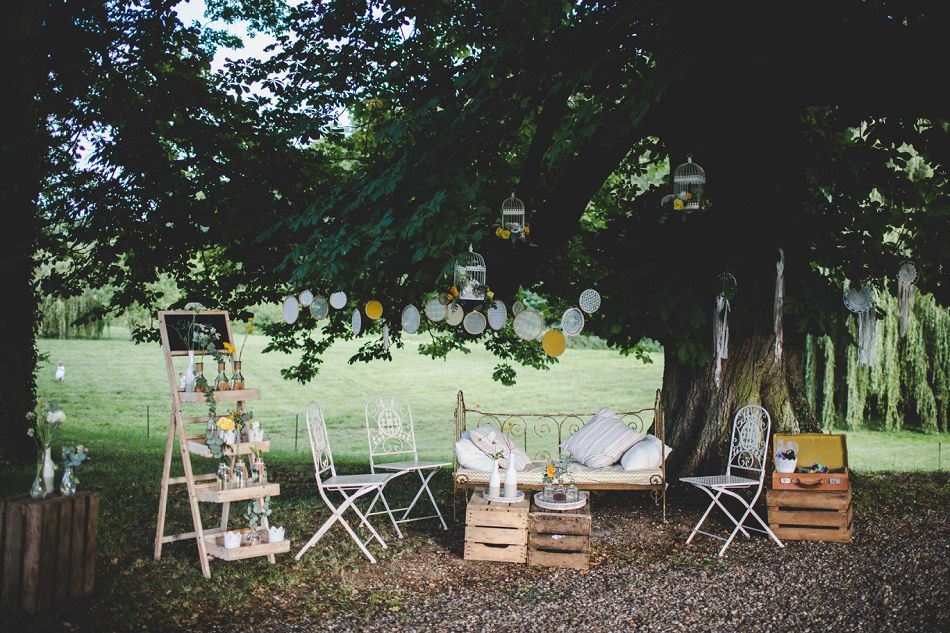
[726,405,772,480]
[365,394,418,469]
[305,402,336,487]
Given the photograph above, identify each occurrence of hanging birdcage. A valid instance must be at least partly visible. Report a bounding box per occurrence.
[501,193,526,234]
[673,155,705,211]
[453,246,486,301]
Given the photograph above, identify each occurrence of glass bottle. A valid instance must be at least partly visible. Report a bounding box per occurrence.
[233,459,249,488]
[216,462,230,490]
[231,360,245,390]
[30,459,49,499]
[252,457,267,486]
[60,467,78,496]
[543,482,554,502]
[567,480,579,503]
[215,362,230,391]
[194,362,206,392]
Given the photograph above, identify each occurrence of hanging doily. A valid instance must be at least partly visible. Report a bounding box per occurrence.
[897,261,917,337]
[513,309,544,341]
[329,292,347,309]
[309,295,329,320]
[579,289,601,314]
[561,308,585,336]
[843,284,876,367]
[282,296,300,325]
[487,300,507,331]
[402,305,421,334]
[463,311,487,335]
[298,290,314,307]
[425,298,446,322]
[351,308,362,336]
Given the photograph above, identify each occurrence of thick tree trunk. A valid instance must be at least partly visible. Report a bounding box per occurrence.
[662,328,819,477]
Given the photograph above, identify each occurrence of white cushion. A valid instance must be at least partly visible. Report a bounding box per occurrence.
[455,432,496,471]
[560,407,645,468]
[466,425,531,471]
[620,434,672,470]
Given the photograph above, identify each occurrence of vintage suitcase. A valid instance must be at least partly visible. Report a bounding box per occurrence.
[771,433,850,492]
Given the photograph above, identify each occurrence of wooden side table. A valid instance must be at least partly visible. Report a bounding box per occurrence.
[528,496,592,570]
[0,491,99,614]
[463,489,529,564]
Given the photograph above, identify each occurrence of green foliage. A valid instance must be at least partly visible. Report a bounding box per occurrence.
[37,289,109,339]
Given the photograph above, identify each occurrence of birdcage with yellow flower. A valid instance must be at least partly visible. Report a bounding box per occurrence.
[453,246,486,301]
[672,155,705,211]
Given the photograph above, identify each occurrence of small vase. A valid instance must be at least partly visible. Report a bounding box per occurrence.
[504,458,518,498]
[215,361,230,391]
[183,350,196,392]
[231,361,245,390]
[43,447,55,493]
[194,362,206,393]
[488,460,501,498]
[567,483,579,503]
[543,483,554,502]
[60,466,77,496]
[30,460,48,500]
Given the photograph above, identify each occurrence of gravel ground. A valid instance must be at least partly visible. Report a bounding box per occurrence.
[248,473,948,633]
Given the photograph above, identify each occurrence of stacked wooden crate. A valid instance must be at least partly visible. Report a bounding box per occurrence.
[527,501,592,570]
[767,433,853,542]
[463,490,528,564]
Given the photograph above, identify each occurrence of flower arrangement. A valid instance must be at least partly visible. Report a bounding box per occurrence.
[495,224,530,242]
[62,444,88,468]
[474,428,507,461]
[237,318,254,361]
[26,398,66,452]
[542,454,572,486]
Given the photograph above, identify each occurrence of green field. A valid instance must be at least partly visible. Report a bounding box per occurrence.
[35,329,948,470]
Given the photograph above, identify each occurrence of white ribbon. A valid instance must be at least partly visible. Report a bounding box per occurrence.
[774,248,784,362]
[713,294,730,387]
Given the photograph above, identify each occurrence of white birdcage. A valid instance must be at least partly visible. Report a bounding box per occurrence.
[501,192,526,234]
[453,245,486,301]
[673,155,705,211]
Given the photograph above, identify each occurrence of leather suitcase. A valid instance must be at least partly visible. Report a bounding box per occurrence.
[771,433,850,492]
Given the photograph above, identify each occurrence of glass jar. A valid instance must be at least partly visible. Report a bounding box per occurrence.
[567,482,579,503]
[216,462,230,490]
[252,457,267,485]
[194,362,206,392]
[245,528,259,546]
[231,360,245,390]
[542,483,554,502]
[30,458,49,500]
[553,483,567,502]
[233,459,249,488]
[215,362,230,391]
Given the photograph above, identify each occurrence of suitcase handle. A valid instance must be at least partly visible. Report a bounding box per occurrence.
[793,478,824,488]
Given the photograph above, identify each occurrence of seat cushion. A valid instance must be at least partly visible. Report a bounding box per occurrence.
[621,434,672,470]
[561,408,645,468]
[466,425,531,471]
[455,432,496,470]
[456,461,662,486]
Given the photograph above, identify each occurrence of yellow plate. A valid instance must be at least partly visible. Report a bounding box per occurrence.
[365,300,383,320]
[542,330,566,357]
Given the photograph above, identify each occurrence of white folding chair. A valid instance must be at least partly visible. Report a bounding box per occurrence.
[363,394,450,532]
[295,402,401,564]
[681,405,784,557]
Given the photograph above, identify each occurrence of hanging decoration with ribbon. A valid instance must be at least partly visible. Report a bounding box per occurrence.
[713,273,736,388]
[773,249,785,362]
[843,284,876,367]
[897,261,917,337]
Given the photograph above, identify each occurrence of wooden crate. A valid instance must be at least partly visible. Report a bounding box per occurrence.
[767,489,853,542]
[464,490,528,564]
[0,492,99,614]
[527,499,592,570]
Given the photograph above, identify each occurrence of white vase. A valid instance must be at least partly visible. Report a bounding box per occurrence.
[504,458,518,498]
[488,460,501,498]
[43,447,55,493]
[183,350,196,392]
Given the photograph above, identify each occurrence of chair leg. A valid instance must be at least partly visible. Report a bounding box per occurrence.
[295,495,355,560]
[687,486,751,545]
[719,487,784,552]
[343,489,388,549]
[404,469,447,530]
[376,489,403,538]
[686,488,721,545]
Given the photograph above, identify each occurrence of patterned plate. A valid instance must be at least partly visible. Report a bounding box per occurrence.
[329,291,347,309]
[282,296,300,324]
[561,307,585,336]
[351,309,362,336]
[512,300,525,315]
[309,295,329,320]
[463,310,487,335]
[487,300,507,331]
[425,298,446,322]
[446,303,464,326]
[513,309,543,340]
[298,290,314,307]
[579,289,601,314]
[401,305,421,334]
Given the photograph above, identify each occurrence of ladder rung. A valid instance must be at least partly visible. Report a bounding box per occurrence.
[181,417,209,425]
[184,434,203,440]
[161,526,225,544]
[167,473,217,485]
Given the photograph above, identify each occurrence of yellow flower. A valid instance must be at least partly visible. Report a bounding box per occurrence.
[246,326,255,334]
[223,342,236,354]
[248,317,254,322]
[684,192,692,201]
[495,227,503,237]
[501,229,511,239]
[450,285,459,296]
[217,416,235,432]
[546,464,556,478]
[37,398,43,405]
[523,225,530,236]
[673,199,684,210]
[487,289,495,300]
[447,293,454,301]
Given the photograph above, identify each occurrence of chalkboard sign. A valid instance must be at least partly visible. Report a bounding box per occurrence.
[159,311,233,356]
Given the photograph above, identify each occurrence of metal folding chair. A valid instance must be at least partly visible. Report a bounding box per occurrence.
[364,394,450,532]
[295,402,401,564]
[681,405,784,557]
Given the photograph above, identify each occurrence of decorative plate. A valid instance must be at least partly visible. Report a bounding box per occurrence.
[425,298,446,322]
[351,309,362,336]
[329,292,347,309]
[401,305,421,334]
[533,491,588,511]
[579,289,601,314]
[898,261,918,285]
[561,307,585,336]
[309,295,329,320]
[483,490,525,504]
[512,300,525,315]
[487,300,508,331]
[282,296,300,325]
[463,310,487,335]
[298,290,314,307]
[446,303,464,326]
[365,300,383,320]
[513,309,543,340]
[542,329,567,357]
[843,285,874,313]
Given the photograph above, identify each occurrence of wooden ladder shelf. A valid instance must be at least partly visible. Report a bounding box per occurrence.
[153,310,289,578]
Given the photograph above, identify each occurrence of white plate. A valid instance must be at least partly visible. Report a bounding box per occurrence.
[483,490,525,504]
[533,491,588,511]
[282,296,300,324]
[512,300,525,315]
[401,305,421,334]
[445,303,464,326]
[463,310,487,335]
[513,309,543,340]
[329,292,347,309]
[309,295,329,320]
[351,309,362,336]
[425,298,446,322]
[487,300,507,331]
[298,290,314,307]
[561,307,585,336]
[579,289,601,314]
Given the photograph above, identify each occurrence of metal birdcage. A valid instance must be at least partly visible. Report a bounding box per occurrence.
[673,155,705,211]
[453,245,486,301]
[501,192,526,234]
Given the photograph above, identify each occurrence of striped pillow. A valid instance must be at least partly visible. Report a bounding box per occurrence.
[560,408,645,468]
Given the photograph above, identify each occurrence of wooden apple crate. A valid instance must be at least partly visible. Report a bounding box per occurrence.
[463,490,528,564]
[767,489,853,542]
[527,499,592,570]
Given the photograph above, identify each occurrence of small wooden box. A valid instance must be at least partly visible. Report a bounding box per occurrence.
[767,489,853,542]
[772,433,850,492]
[464,490,528,564]
[527,499,592,570]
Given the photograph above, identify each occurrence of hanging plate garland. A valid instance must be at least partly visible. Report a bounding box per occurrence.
[329,292,347,310]
[512,300,525,315]
[425,298,446,322]
[446,303,464,326]
[463,310,487,335]
[309,295,330,320]
[365,300,383,320]
[282,296,300,324]
[298,290,314,307]
[401,305,421,334]
[561,307,585,336]
[578,289,601,314]
[513,309,544,341]
[351,309,362,336]
[487,300,508,331]
[542,330,567,357]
